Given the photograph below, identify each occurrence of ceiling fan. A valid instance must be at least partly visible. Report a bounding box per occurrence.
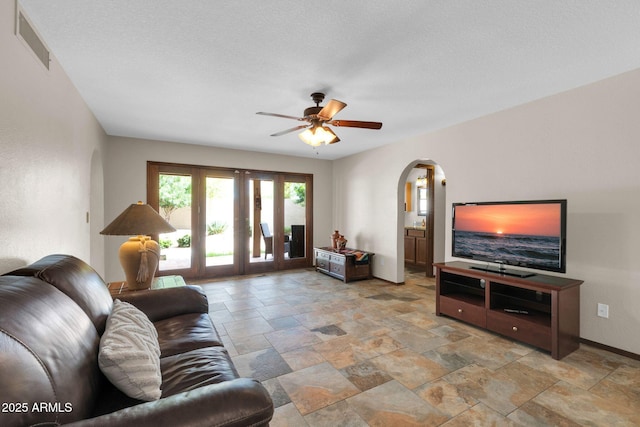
[256,92,382,146]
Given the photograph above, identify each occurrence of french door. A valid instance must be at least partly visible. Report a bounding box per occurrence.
[147,162,312,279]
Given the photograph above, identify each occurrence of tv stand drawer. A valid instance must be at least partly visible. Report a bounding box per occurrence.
[487,310,551,351]
[439,295,486,328]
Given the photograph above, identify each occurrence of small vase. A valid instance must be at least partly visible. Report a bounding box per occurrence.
[331,230,340,249]
[337,235,347,250]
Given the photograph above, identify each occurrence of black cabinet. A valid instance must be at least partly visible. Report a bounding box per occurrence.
[289,225,305,258]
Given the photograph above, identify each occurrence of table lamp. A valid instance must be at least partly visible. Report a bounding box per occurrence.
[100,201,176,290]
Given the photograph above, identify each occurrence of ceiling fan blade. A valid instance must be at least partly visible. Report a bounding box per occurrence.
[317,99,347,121]
[328,120,383,130]
[257,112,305,121]
[270,124,310,137]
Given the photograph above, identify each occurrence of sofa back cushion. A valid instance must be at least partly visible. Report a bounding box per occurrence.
[0,276,102,426]
[8,254,113,334]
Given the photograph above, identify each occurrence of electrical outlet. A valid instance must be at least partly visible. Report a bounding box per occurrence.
[597,303,609,319]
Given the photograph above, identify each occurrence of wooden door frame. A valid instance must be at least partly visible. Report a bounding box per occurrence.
[242,169,278,275]
[147,162,200,279]
[148,161,313,280]
[417,163,435,277]
[201,168,242,278]
[279,173,314,270]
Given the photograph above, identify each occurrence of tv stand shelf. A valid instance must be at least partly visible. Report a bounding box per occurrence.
[435,261,583,360]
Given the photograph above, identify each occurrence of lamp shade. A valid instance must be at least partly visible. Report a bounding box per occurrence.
[100,202,175,236]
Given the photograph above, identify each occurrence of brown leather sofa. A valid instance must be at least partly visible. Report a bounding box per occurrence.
[0,254,273,427]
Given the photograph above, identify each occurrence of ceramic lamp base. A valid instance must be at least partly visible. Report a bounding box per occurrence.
[118,236,160,290]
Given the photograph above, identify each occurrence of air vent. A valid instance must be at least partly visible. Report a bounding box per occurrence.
[17,8,50,70]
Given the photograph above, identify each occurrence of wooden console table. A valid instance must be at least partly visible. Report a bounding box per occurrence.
[314,247,374,283]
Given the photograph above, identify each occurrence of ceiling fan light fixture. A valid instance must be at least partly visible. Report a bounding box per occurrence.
[299,125,337,146]
[299,127,322,146]
[323,126,340,144]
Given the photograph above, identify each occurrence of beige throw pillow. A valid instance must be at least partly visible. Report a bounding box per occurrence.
[98,299,161,401]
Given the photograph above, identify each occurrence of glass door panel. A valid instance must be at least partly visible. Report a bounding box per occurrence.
[247,176,275,269]
[158,173,193,272]
[149,162,312,279]
[284,180,306,259]
[205,176,235,267]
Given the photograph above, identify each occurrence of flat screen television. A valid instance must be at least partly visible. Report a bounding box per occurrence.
[451,199,567,277]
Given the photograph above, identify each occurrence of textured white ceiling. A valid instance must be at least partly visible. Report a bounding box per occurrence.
[19,0,640,160]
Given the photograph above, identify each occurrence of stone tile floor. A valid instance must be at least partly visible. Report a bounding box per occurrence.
[193,268,640,426]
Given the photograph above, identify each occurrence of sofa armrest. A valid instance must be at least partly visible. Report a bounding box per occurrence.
[66,378,273,427]
[116,285,208,322]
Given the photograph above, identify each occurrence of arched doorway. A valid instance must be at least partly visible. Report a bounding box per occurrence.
[397,160,447,283]
[90,149,105,276]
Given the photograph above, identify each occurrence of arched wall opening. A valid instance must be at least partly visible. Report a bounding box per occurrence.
[89,148,105,276]
[396,159,447,283]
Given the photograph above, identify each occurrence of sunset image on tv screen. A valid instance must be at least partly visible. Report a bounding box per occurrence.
[452,202,564,271]
[454,203,561,237]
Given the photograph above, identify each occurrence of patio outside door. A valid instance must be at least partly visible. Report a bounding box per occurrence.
[203,170,240,277]
[152,165,195,276]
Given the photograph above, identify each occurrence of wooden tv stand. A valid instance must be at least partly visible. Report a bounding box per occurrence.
[434,261,583,360]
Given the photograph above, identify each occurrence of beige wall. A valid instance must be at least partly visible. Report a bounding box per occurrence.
[103,137,334,282]
[0,1,107,275]
[334,68,640,354]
